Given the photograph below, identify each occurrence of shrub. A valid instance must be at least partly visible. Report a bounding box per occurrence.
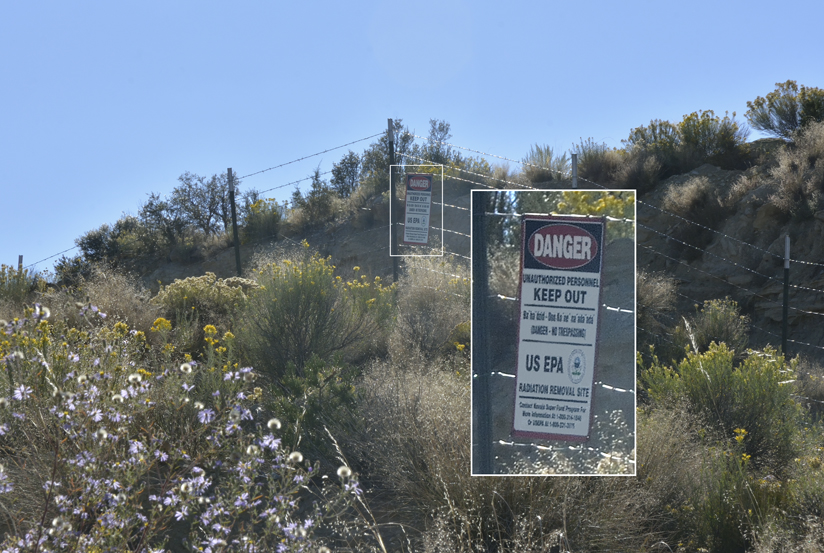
[53,254,93,288]
[521,144,570,185]
[636,270,678,365]
[636,406,703,543]
[572,137,623,186]
[746,80,824,141]
[677,110,750,170]
[238,242,395,380]
[243,198,283,243]
[612,146,662,194]
[726,171,766,207]
[675,297,750,358]
[389,255,469,360]
[642,344,802,472]
[0,265,40,307]
[624,118,680,174]
[663,175,728,228]
[769,119,824,218]
[622,111,749,185]
[353,356,656,551]
[793,356,824,421]
[150,273,257,356]
[0,304,365,551]
[43,266,160,335]
[264,354,360,470]
[152,272,256,324]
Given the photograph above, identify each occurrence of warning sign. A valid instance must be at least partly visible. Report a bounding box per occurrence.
[512,215,605,442]
[403,174,433,245]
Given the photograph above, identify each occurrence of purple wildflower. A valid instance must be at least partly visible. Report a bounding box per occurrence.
[13,385,32,401]
[198,409,216,424]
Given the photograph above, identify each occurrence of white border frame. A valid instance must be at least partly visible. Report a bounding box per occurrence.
[470,188,638,477]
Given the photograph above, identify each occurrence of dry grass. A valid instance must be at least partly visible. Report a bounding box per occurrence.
[794,356,824,421]
[726,171,765,207]
[573,138,623,186]
[41,266,160,335]
[612,149,662,195]
[663,175,726,225]
[351,353,655,552]
[637,270,681,366]
[388,256,469,360]
[769,120,824,218]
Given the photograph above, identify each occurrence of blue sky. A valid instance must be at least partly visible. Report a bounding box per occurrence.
[2,0,822,275]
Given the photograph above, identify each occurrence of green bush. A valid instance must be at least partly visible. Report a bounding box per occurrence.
[746,80,824,141]
[237,242,395,380]
[150,273,257,354]
[624,118,680,174]
[0,265,40,306]
[152,272,256,324]
[677,110,750,169]
[621,111,749,187]
[642,344,802,471]
[673,297,750,359]
[242,198,282,243]
[264,354,359,469]
[288,169,338,232]
[53,254,93,288]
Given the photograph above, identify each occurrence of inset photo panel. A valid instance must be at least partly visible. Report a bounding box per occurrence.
[471,189,636,475]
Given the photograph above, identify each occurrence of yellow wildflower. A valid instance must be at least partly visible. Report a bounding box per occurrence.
[151,318,172,332]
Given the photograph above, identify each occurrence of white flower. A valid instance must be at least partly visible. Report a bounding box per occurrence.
[337,465,352,478]
[267,418,282,430]
[288,451,303,464]
[179,363,192,374]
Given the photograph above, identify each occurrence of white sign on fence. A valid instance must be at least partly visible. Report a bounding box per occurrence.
[512,215,606,442]
[403,174,433,245]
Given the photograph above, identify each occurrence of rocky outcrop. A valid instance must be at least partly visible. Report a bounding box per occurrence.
[638,145,824,357]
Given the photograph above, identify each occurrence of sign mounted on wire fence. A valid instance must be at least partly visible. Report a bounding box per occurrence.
[513,214,606,442]
[403,174,433,245]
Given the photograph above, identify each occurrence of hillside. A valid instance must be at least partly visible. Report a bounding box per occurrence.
[638,138,824,357]
[5,118,824,550]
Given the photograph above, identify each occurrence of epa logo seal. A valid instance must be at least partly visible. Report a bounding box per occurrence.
[568,349,586,384]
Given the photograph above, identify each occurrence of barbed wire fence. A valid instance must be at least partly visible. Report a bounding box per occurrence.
[17,123,824,460]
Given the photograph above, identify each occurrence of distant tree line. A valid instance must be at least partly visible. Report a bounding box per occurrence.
[56,79,823,284]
